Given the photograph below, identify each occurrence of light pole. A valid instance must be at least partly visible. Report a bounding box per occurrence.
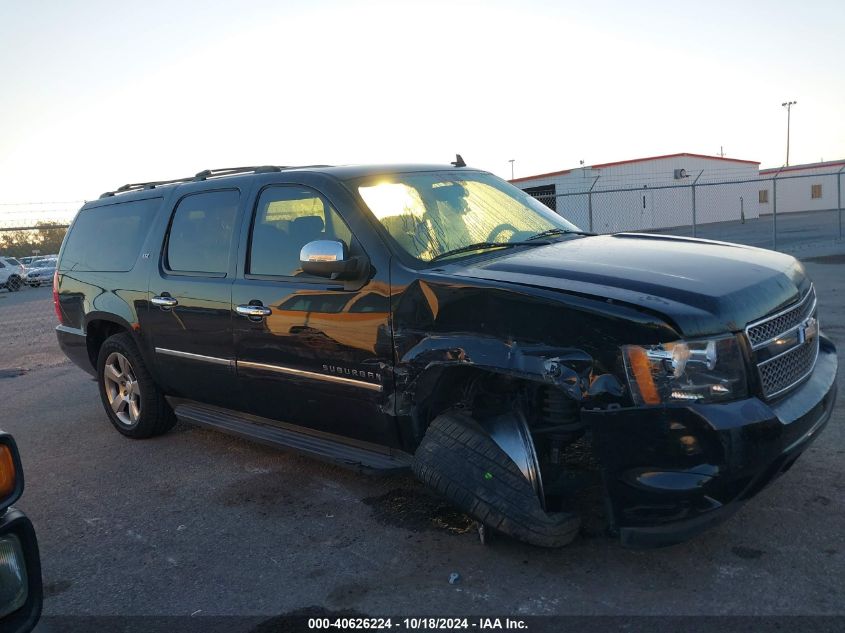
[508,159,515,180]
[782,100,797,166]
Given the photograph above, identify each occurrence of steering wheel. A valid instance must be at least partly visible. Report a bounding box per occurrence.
[486,223,520,243]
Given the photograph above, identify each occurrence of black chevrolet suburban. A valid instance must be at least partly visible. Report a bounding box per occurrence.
[55,163,837,548]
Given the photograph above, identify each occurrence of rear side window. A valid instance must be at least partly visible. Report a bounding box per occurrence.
[166,190,240,275]
[61,198,161,272]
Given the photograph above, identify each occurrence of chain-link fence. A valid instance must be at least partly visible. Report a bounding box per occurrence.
[530,168,845,253]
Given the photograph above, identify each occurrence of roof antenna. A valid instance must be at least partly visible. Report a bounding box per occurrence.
[451,154,466,167]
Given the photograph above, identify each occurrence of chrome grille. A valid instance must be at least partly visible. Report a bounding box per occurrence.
[746,286,816,347]
[757,334,819,398]
[745,285,819,400]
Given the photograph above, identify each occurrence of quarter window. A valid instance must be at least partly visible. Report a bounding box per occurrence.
[248,186,353,278]
[61,198,159,272]
[166,190,240,275]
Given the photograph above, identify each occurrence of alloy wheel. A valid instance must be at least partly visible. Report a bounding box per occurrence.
[103,352,142,426]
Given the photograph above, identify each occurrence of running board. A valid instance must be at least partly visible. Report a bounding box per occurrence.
[172,402,412,473]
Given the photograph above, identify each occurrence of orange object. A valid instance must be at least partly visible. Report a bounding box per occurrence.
[627,347,661,405]
[0,445,16,501]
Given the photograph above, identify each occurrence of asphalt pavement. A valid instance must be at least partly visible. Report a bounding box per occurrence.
[0,259,843,622]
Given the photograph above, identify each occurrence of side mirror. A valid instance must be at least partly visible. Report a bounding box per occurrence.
[299,240,365,280]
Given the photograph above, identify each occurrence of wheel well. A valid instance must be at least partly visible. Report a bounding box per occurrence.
[412,366,595,517]
[86,320,128,369]
[412,366,535,438]
[412,365,586,452]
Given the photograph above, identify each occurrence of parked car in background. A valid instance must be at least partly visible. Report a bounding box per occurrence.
[23,257,55,272]
[54,162,837,548]
[18,257,34,266]
[24,260,56,287]
[0,431,43,633]
[0,256,25,292]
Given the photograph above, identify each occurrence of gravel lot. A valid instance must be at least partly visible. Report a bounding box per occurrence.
[0,256,843,625]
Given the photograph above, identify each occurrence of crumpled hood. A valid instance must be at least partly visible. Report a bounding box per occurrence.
[449,233,810,337]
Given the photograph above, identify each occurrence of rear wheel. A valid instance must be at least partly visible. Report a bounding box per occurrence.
[97,333,175,438]
[412,411,580,548]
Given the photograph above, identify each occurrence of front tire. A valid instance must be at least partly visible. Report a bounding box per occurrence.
[97,333,175,438]
[7,276,21,291]
[412,412,580,548]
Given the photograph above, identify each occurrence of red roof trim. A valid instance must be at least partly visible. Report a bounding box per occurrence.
[590,152,760,169]
[510,152,760,183]
[760,160,845,174]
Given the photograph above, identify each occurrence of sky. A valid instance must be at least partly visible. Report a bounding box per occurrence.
[1,0,843,216]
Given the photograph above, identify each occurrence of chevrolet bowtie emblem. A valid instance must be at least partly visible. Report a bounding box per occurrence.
[798,316,818,345]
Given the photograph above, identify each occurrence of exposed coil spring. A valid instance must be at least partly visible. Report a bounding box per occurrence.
[537,387,582,436]
[539,387,584,465]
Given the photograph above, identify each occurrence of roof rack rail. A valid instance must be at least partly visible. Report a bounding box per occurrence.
[98,165,288,198]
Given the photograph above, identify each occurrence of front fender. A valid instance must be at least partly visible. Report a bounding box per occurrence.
[399,333,593,404]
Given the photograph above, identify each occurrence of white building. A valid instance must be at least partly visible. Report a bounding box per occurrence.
[510,153,762,233]
[757,159,845,215]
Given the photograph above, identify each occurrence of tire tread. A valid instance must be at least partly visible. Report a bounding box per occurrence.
[412,412,579,548]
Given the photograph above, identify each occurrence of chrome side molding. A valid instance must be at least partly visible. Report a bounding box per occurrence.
[154,348,383,391]
[154,348,235,367]
[237,360,383,392]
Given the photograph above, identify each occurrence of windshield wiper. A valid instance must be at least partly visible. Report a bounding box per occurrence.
[526,227,595,241]
[429,241,532,263]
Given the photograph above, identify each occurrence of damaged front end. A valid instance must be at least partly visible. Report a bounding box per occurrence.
[393,278,838,548]
[586,335,837,547]
[391,279,649,545]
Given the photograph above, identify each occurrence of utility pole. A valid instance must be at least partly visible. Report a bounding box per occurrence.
[508,159,515,180]
[782,101,797,166]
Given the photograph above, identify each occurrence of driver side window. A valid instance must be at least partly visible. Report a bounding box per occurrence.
[248,186,353,278]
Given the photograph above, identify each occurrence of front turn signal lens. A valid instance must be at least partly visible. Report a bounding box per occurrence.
[0,446,15,496]
[623,345,661,405]
[0,445,18,508]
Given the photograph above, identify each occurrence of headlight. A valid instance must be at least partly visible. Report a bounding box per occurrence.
[621,335,747,405]
[0,534,28,618]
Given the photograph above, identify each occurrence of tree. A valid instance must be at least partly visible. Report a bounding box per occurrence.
[0,221,68,257]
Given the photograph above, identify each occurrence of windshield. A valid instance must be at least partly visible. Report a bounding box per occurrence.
[355,171,579,263]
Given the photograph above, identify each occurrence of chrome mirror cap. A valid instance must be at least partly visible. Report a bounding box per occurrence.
[300,240,346,264]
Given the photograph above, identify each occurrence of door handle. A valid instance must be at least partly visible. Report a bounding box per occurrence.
[236,304,272,318]
[151,295,178,308]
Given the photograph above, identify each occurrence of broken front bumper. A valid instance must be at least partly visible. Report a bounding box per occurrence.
[586,334,838,548]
